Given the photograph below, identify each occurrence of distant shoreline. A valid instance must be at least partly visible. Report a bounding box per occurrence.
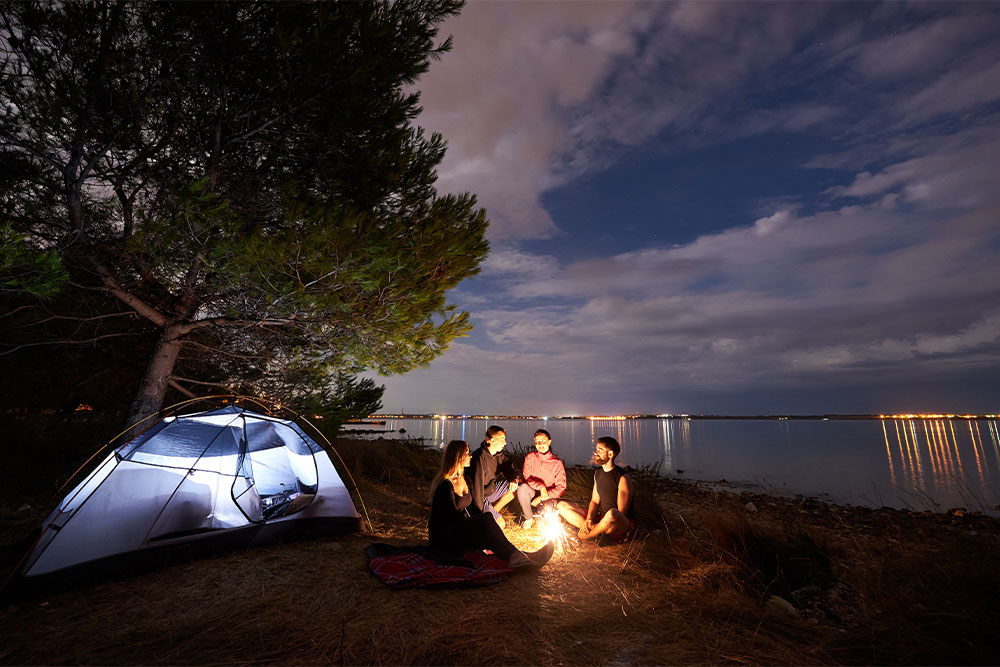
[370,413,997,421]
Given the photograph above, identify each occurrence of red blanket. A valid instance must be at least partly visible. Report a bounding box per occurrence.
[366,543,514,588]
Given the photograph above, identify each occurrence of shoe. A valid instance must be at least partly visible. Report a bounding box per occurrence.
[507,550,535,569]
[525,541,554,568]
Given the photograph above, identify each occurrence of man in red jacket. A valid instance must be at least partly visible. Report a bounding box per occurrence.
[516,429,567,529]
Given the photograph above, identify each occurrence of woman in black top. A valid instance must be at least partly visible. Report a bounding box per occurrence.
[429,440,553,569]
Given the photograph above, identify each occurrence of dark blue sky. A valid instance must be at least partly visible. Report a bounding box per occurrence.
[375,1,1000,416]
[540,132,849,257]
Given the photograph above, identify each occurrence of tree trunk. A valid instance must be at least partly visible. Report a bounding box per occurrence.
[126,324,184,432]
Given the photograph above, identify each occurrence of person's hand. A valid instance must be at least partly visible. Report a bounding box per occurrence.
[584,518,593,532]
[531,496,542,507]
[539,488,549,501]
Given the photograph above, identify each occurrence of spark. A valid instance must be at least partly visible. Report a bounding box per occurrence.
[537,507,571,554]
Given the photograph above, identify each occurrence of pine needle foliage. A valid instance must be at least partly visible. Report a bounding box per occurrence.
[0,0,487,426]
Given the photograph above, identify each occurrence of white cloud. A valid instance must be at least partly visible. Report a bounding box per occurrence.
[417,3,1000,243]
[482,247,559,278]
[416,2,658,240]
[833,122,1000,209]
[850,13,991,80]
[417,2,849,241]
[383,3,1000,414]
[901,60,1000,123]
[384,196,1000,413]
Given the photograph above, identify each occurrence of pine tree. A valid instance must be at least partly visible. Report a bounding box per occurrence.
[0,1,488,426]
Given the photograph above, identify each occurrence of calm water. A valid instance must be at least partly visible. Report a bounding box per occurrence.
[351,417,1000,515]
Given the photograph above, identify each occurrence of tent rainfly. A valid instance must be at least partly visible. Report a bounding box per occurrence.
[21,405,360,578]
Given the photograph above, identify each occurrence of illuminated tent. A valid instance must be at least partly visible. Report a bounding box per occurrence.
[21,405,360,578]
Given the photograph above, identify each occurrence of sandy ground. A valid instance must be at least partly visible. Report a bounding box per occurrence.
[1,436,999,665]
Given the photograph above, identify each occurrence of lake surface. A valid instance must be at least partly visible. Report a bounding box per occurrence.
[349,417,1000,516]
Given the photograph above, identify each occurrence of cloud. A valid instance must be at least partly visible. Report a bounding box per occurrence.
[417,2,855,241]
[832,121,1000,209]
[850,12,992,81]
[900,60,1000,124]
[382,195,1000,414]
[383,3,1000,415]
[481,247,560,279]
[417,3,1000,243]
[416,2,659,240]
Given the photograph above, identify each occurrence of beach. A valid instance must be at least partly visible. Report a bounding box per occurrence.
[2,435,999,665]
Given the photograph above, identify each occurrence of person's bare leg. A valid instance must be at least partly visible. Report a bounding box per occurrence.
[579,509,628,541]
[557,500,586,529]
[494,489,516,512]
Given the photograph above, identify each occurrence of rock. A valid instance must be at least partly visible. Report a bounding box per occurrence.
[399,428,406,433]
[675,469,684,474]
[745,502,758,513]
[766,595,799,617]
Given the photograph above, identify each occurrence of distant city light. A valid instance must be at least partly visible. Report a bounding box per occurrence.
[879,413,991,420]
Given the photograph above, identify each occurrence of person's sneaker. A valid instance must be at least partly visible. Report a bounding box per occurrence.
[507,550,535,569]
[522,517,535,530]
[525,541,554,568]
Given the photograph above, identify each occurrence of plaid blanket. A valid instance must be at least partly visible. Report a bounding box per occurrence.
[366,543,514,589]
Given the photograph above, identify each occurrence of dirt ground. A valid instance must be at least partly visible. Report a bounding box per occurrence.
[2,436,999,665]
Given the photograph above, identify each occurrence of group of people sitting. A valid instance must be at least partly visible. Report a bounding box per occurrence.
[428,425,635,570]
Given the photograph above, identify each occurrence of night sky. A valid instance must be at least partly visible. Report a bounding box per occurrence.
[375,1,1000,416]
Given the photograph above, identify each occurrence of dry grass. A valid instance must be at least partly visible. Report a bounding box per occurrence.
[1,431,1000,665]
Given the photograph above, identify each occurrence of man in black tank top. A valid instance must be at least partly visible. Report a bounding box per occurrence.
[557,436,635,541]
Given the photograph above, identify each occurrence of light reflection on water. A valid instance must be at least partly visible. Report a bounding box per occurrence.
[353,417,1000,515]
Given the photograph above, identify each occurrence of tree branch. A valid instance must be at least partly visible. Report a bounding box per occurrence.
[181,338,272,362]
[19,310,138,327]
[0,304,41,320]
[170,375,233,389]
[0,331,144,357]
[178,315,305,335]
[94,269,169,327]
[167,378,199,399]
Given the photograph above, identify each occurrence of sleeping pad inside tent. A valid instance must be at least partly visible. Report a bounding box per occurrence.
[20,405,360,578]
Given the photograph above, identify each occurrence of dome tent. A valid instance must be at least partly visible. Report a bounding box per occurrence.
[20,405,361,579]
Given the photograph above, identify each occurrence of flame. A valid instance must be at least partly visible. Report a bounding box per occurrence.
[537,507,570,554]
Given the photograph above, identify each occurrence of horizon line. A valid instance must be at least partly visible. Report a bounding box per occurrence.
[361,412,998,421]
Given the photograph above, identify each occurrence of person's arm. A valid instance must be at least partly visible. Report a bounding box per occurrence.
[550,460,567,499]
[497,454,517,493]
[584,481,601,531]
[431,480,458,515]
[617,474,633,515]
[466,452,485,510]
